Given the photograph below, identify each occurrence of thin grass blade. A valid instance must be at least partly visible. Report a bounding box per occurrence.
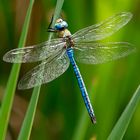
[72,109,90,140]
[107,85,140,140]
[0,0,34,140]
[17,87,41,140]
[17,0,65,140]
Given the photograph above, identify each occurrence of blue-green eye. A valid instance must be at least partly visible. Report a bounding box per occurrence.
[55,21,68,30]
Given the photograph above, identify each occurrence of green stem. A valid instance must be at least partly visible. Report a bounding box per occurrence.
[17,87,41,140]
[0,0,34,140]
[18,0,65,140]
[107,85,140,140]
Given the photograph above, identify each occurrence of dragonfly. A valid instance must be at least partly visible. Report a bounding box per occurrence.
[3,12,135,124]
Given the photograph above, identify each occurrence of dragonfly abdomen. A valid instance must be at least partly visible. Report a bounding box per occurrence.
[66,48,96,123]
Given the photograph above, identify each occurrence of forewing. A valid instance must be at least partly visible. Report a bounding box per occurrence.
[72,12,132,42]
[3,38,65,63]
[18,50,70,89]
[74,42,135,64]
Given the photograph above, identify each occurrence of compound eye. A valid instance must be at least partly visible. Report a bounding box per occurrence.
[54,19,68,30]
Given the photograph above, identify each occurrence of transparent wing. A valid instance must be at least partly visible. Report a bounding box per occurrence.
[72,12,132,42]
[18,50,70,89]
[74,42,135,64]
[3,38,65,63]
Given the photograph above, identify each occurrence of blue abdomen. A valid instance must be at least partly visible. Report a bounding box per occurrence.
[66,48,96,123]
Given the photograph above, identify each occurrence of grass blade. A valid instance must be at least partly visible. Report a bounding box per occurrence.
[72,109,89,140]
[107,85,140,140]
[48,0,65,40]
[17,87,41,140]
[0,0,34,140]
[18,0,64,140]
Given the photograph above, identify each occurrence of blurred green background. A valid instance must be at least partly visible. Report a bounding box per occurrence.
[0,0,140,140]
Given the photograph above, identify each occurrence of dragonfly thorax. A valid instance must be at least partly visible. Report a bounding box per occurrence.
[58,29,71,38]
[64,35,74,49]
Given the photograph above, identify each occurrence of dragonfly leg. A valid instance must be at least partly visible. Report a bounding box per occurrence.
[47,14,57,32]
[48,14,54,28]
[47,28,57,32]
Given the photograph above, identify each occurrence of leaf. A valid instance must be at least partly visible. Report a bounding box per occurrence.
[17,0,65,140]
[0,0,34,140]
[107,85,140,140]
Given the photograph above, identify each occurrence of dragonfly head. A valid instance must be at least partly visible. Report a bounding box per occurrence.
[55,18,68,31]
